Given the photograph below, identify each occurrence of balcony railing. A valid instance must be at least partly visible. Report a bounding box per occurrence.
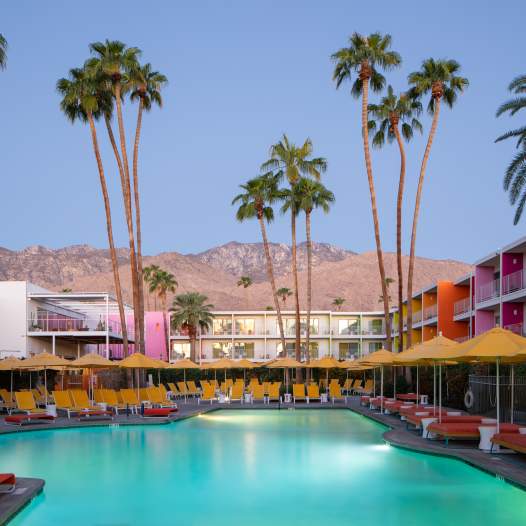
[423,304,437,320]
[28,317,126,336]
[454,297,471,316]
[476,279,500,303]
[502,269,525,295]
[361,326,385,336]
[504,322,524,336]
[412,310,422,323]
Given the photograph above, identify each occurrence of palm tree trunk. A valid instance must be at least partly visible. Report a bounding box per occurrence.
[132,98,146,354]
[114,82,141,353]
[258,213,287,360]
[305,210,312,381]
[161,293,169,362]
[291,211,302,381]
[189,328,197,362]
[87,112,129,356]
[406,98,441,349]
[393,124,406,352]
[361,74,392,351]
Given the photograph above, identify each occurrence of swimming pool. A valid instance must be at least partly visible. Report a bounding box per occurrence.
[1,409,525,525]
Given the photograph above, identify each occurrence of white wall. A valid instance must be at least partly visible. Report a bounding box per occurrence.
[0,281,28,358]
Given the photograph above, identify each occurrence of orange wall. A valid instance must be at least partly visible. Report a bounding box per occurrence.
[437,281,469,340]
[423,325,437,340]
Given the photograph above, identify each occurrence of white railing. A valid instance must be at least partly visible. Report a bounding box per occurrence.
[412,310,422,323]
[454,297,471,316]
[28,317,126,336]
[362,325,385,336]
[423,304,437,320]
[504,322,524,336]
[476,279,500,303]
[502,269,525,295]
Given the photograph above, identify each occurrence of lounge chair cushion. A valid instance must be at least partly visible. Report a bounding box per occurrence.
[428,422,520,438]
[491,433,526,453]
[143,408,174,417]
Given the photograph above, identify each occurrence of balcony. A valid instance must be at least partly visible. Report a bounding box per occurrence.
[454,297,471,316]
[423,304,437,321]
[412,310,422,324]
[504,322,524,336]
[361,325,385,336]
[28,316,127,337]
[476,279,500,304]
[502,269,525,295]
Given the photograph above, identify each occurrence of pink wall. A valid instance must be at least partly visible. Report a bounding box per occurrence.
[144,312,169,360]
[475,310,495,335]
[502,302,523,328]
[502,252,523,277]
[475,266,495,286]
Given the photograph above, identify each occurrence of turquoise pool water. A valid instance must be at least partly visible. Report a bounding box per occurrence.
[1,409,525,525]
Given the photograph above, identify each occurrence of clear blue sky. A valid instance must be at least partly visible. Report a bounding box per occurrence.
[0,1,524,262]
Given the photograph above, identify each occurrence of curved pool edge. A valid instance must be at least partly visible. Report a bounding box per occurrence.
[0,478,44,526]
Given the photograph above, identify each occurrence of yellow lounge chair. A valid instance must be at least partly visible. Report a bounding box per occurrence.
[307,384,322,403]
[94,389,105,404]
[147,387,178,409]
[267,383,281,403]
[293,384,308,404]
[229,382,244,403]
[177,382,189,396]
[251,384,265,404]
[209,379,219,390]
[356,379,373,395]
[14,391,48,415]
[120,389,141,413]
[329,383,347,404]
[350,379,362,393]
[167,382,181,398]
[0,389,16,413]
[187,381,200,397]
[342,379,352,394]
[103,389,128,414]
[262,381,270,395]
[198,383,217,405]
[52,391,109,419]
[70,390,101,411]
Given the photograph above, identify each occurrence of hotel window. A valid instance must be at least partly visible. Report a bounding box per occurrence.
[233,342,255,359]
[213,318,232,335]
[212,342,232,359]
[338,318,360,335]
[338,342,360,360]
[279,318,319,335]
[171,343,190,361]
[367,342,383,354]
[365,319,384,335]
[235,318,255,335]
[276,342,318,360]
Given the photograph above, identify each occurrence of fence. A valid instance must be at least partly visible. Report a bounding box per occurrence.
[468,374,526,423]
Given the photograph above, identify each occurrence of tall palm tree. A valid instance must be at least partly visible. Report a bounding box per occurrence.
[277,287,292,305]
[495,75,526,224]
[56,66,129,355]
[332,32,401,351]
[143,264,160,310]
[262,135,327,375]
[405,58,468,347]
[332,297,345,311]
[87,40,143,351]
[129,63,168,354]
[294,178,334,361]
[0,34,7,70]
[170,292,214,362]
[232,173,287,355]
[149,269,177,360]
[368,86,423,352]
[237,275,253,307]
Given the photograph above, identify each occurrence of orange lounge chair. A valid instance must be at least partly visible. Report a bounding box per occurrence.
[491,433,526,454]
[427,422,520,446]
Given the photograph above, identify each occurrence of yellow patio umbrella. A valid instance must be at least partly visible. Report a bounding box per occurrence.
[168,358,200,400]
[119,352,166,398]
[451,327,526,430]
[18,352,71,405]
[308,356,345,386]
[0,357,22,397]
[266,358,304,393]
[201,358,236,383]
[69,352,118,400]
[232,359,259,384]
[359,349,395,413]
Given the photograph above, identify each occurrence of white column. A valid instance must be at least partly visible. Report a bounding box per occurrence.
[52,334,56,355]
[105,294,110,359]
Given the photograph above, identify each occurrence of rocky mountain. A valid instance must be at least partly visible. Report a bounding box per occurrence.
[0,242,472,311]
[191,241,354,282]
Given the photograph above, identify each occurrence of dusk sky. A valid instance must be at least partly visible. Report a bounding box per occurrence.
[1,1,524,262]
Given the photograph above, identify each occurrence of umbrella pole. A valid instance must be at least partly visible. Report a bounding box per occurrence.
[373,368,376,397]
[380,366,384,413]
[496,358,500,433]
[416,365,419,406]
[433,362,436,416]
[393,366,396,399]
[45,367,48,406]
[439,364,442,424]
[510,365,514,425]
[10,370,13,397]
[184,369,187,403]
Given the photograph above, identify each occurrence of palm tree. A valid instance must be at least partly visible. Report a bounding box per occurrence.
[495,75,526,224]
[368,86,423,352]
[57,66,129,355]
[87,40,143,351]
[277,287,293,305]
[149,269,177,360]
[332,32,401,351]
[170,292,214,362]
[143,264,160,310]
[294,178,334,361]
[232,173,287,356]
[129,63,168,354]
[262,135,327,375]
[378,277,395,307]
[237,276,253,289]
[405,58,468,347]
[332,297,345,311]
[0,34,7,70]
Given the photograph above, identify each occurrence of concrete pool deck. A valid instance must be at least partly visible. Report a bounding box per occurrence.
[0,396,524,522]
